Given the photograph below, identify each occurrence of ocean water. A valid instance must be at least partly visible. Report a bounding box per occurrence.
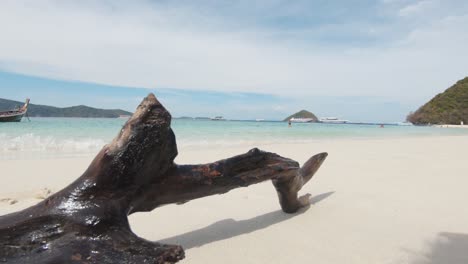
[1,118,468,159]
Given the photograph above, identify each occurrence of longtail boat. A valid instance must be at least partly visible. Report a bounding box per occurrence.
[0,98,30,122]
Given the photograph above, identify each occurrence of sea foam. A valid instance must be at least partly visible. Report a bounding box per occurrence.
[0,133,106,159]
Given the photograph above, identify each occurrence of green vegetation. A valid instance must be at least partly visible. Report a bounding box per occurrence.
[407,77,468,125]
[283,110,318,122]
[0,98,132,118]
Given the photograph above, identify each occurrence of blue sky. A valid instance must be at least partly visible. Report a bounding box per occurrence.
[0,70,415,121]
[1,0,467,121]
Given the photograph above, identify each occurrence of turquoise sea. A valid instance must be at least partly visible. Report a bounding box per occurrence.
[1,118,468,159]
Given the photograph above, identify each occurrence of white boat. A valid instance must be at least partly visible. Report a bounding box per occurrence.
[290,117,315,123]
[319,117,349,124]
[396,122,413,126]
[210,116,226,121]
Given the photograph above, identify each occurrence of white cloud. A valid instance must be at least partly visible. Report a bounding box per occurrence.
[398,0,436,17]
[0,0,467,104]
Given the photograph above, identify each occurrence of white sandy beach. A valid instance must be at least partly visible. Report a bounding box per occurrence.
[1,136,468,264]
[433,124,468,129]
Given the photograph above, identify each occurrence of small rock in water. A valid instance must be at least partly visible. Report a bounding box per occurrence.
[9,199,18,205]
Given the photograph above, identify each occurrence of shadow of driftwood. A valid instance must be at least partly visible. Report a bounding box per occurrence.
[412,232,468,264]
[159,192,334,249]
[310,191,334,204]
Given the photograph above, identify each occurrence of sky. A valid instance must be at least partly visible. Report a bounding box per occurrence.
[1,0,467,122]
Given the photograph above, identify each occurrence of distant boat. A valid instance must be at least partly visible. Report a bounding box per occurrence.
[290,117,315,123]
[319,117,349,124]
[0,98,30,122]
[396,122,413,126]
[176,116,194,120]
[210,116,226,121]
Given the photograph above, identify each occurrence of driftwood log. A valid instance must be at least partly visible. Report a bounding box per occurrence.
[0,94,327,263]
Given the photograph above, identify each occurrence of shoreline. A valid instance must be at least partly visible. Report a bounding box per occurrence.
[433,124,468,129]
[2,133,468,161]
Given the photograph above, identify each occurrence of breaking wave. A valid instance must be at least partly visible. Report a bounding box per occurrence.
[0,133,107,159]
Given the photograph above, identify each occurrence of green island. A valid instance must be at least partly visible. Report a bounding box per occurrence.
[407,77,468,125]
[0,98,132,118]
[283,110,318,122]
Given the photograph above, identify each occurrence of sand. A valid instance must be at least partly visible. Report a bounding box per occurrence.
[1,136,468,263]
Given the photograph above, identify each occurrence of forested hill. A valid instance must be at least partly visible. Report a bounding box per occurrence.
[283,110,318,122]
[407,77,468,125]
[0,98,132,118]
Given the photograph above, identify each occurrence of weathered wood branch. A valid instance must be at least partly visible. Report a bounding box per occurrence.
[0,94,327,263]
